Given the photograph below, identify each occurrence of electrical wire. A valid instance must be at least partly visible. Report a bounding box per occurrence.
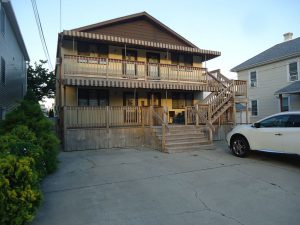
[30,0,53,71]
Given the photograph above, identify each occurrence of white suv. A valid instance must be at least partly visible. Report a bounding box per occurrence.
[226,111,300,157]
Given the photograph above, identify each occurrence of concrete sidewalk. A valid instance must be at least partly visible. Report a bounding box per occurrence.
[31,142,300,225]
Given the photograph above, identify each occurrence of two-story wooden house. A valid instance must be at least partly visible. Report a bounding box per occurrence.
[56,12,247,152]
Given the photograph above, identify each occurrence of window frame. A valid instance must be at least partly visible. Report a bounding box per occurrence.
[172,92,194,109]
[250,99,258,117]
[287,61,299,82]
[78,89,109,107]
[249,71,257,88]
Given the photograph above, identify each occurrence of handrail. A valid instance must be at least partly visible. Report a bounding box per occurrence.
[64,54,207,72]
[150,107,169,132]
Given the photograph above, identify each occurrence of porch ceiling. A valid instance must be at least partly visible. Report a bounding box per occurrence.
[63,76,222,92]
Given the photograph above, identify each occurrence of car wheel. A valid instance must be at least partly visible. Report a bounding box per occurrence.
[231,136,249,157]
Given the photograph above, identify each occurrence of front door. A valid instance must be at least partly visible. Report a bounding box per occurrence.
[146,52,160,79]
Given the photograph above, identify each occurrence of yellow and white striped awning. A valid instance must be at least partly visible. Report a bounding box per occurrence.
[61,30,221,60]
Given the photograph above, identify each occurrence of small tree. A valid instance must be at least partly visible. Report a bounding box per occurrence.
[27,60,55,102]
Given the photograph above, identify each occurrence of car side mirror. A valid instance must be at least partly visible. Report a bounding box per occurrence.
[253,122,260,128]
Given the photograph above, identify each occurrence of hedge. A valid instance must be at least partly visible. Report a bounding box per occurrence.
[0,155,42,225]
[0,90,59,224]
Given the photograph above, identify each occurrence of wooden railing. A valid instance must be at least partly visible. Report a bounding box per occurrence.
[63,106,170,129]
[63,55,218,84]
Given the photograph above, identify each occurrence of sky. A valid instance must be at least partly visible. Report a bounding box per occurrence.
[12,0,300,80]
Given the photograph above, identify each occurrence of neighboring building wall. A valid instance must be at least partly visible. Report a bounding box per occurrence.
[0,2,27,118]
[238,56,300,122]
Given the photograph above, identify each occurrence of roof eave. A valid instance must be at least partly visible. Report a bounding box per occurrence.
[231,52,300,72]
[61,30,221,61]
[3,1,30,61]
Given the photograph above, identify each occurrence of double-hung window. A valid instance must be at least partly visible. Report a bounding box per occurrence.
[289,62,298,81]
[251,100,258,116]
[250,71,257,87]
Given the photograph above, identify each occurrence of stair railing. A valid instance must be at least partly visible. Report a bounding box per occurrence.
[149,106,169,152]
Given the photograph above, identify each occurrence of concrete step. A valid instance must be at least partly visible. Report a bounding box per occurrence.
[165,140,211,148]
[158,134,207,140]
[167,144,215,153]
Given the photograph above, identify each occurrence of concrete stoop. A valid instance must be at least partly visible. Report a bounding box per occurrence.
[152,125,215,153]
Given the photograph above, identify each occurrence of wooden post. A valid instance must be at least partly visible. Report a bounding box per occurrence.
[63,106,67,150]
[163,106,168,124]
[106,58,109,79]
[177,65,179,81]
[162,124,166,152]
[246,102,249,124]
[149,106,153,127]
[195,104,199,126]
[185,107,188,125]
[106,106,109,133]
[232,101,236,127]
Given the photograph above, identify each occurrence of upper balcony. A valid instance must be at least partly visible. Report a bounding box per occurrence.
[62,55,224,91]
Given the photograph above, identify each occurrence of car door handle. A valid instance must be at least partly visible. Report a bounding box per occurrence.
[274,133,282,136]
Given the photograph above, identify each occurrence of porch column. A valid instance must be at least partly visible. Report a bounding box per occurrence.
[232,101,236,126]
[279,94,283,112]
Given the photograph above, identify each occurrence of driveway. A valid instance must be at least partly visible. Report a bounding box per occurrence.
[31,142,300,225]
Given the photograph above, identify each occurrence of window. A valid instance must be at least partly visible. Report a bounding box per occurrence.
[172,92,194,109]
[1,57,5,84]
[78,89,109,106]
[260,115,290,128]
[171,53,193,66]
[77,42,90,56]
[250,71,257,87]
[251,100,258,116]
[123,92,138,106]
[287,115,300,127]
[1,4,5,36]
[97,45,108,58]
[282,97,289,112]
[289,62,298,81]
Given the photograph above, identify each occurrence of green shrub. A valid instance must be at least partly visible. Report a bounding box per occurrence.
[39,132,59,174]
[0,91,60,175]
[0,126,47,178]
[0,155,42,225]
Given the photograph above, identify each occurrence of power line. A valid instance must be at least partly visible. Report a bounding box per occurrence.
[31,0,53,71]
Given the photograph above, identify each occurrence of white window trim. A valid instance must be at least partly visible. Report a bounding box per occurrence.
[249,70,257,88]
[286,59,299,82]
[277,95,291,112]
[250,99,259,117]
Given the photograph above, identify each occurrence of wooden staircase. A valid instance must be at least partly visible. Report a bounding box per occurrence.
[152,125,214,153]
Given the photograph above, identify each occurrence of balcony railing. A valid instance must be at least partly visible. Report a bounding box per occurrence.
[63,55,214,84]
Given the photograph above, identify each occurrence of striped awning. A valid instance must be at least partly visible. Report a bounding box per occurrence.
[62,30,221,59]
[63,76,222,92]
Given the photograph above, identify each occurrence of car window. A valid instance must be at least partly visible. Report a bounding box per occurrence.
[287,115,300,127]
[259,115,290,128]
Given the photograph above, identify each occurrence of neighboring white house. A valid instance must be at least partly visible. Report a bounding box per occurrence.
[231,33,300,123]
[0,0,29,119]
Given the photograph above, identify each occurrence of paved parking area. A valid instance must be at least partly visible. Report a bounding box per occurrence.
[31,142,300,225]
